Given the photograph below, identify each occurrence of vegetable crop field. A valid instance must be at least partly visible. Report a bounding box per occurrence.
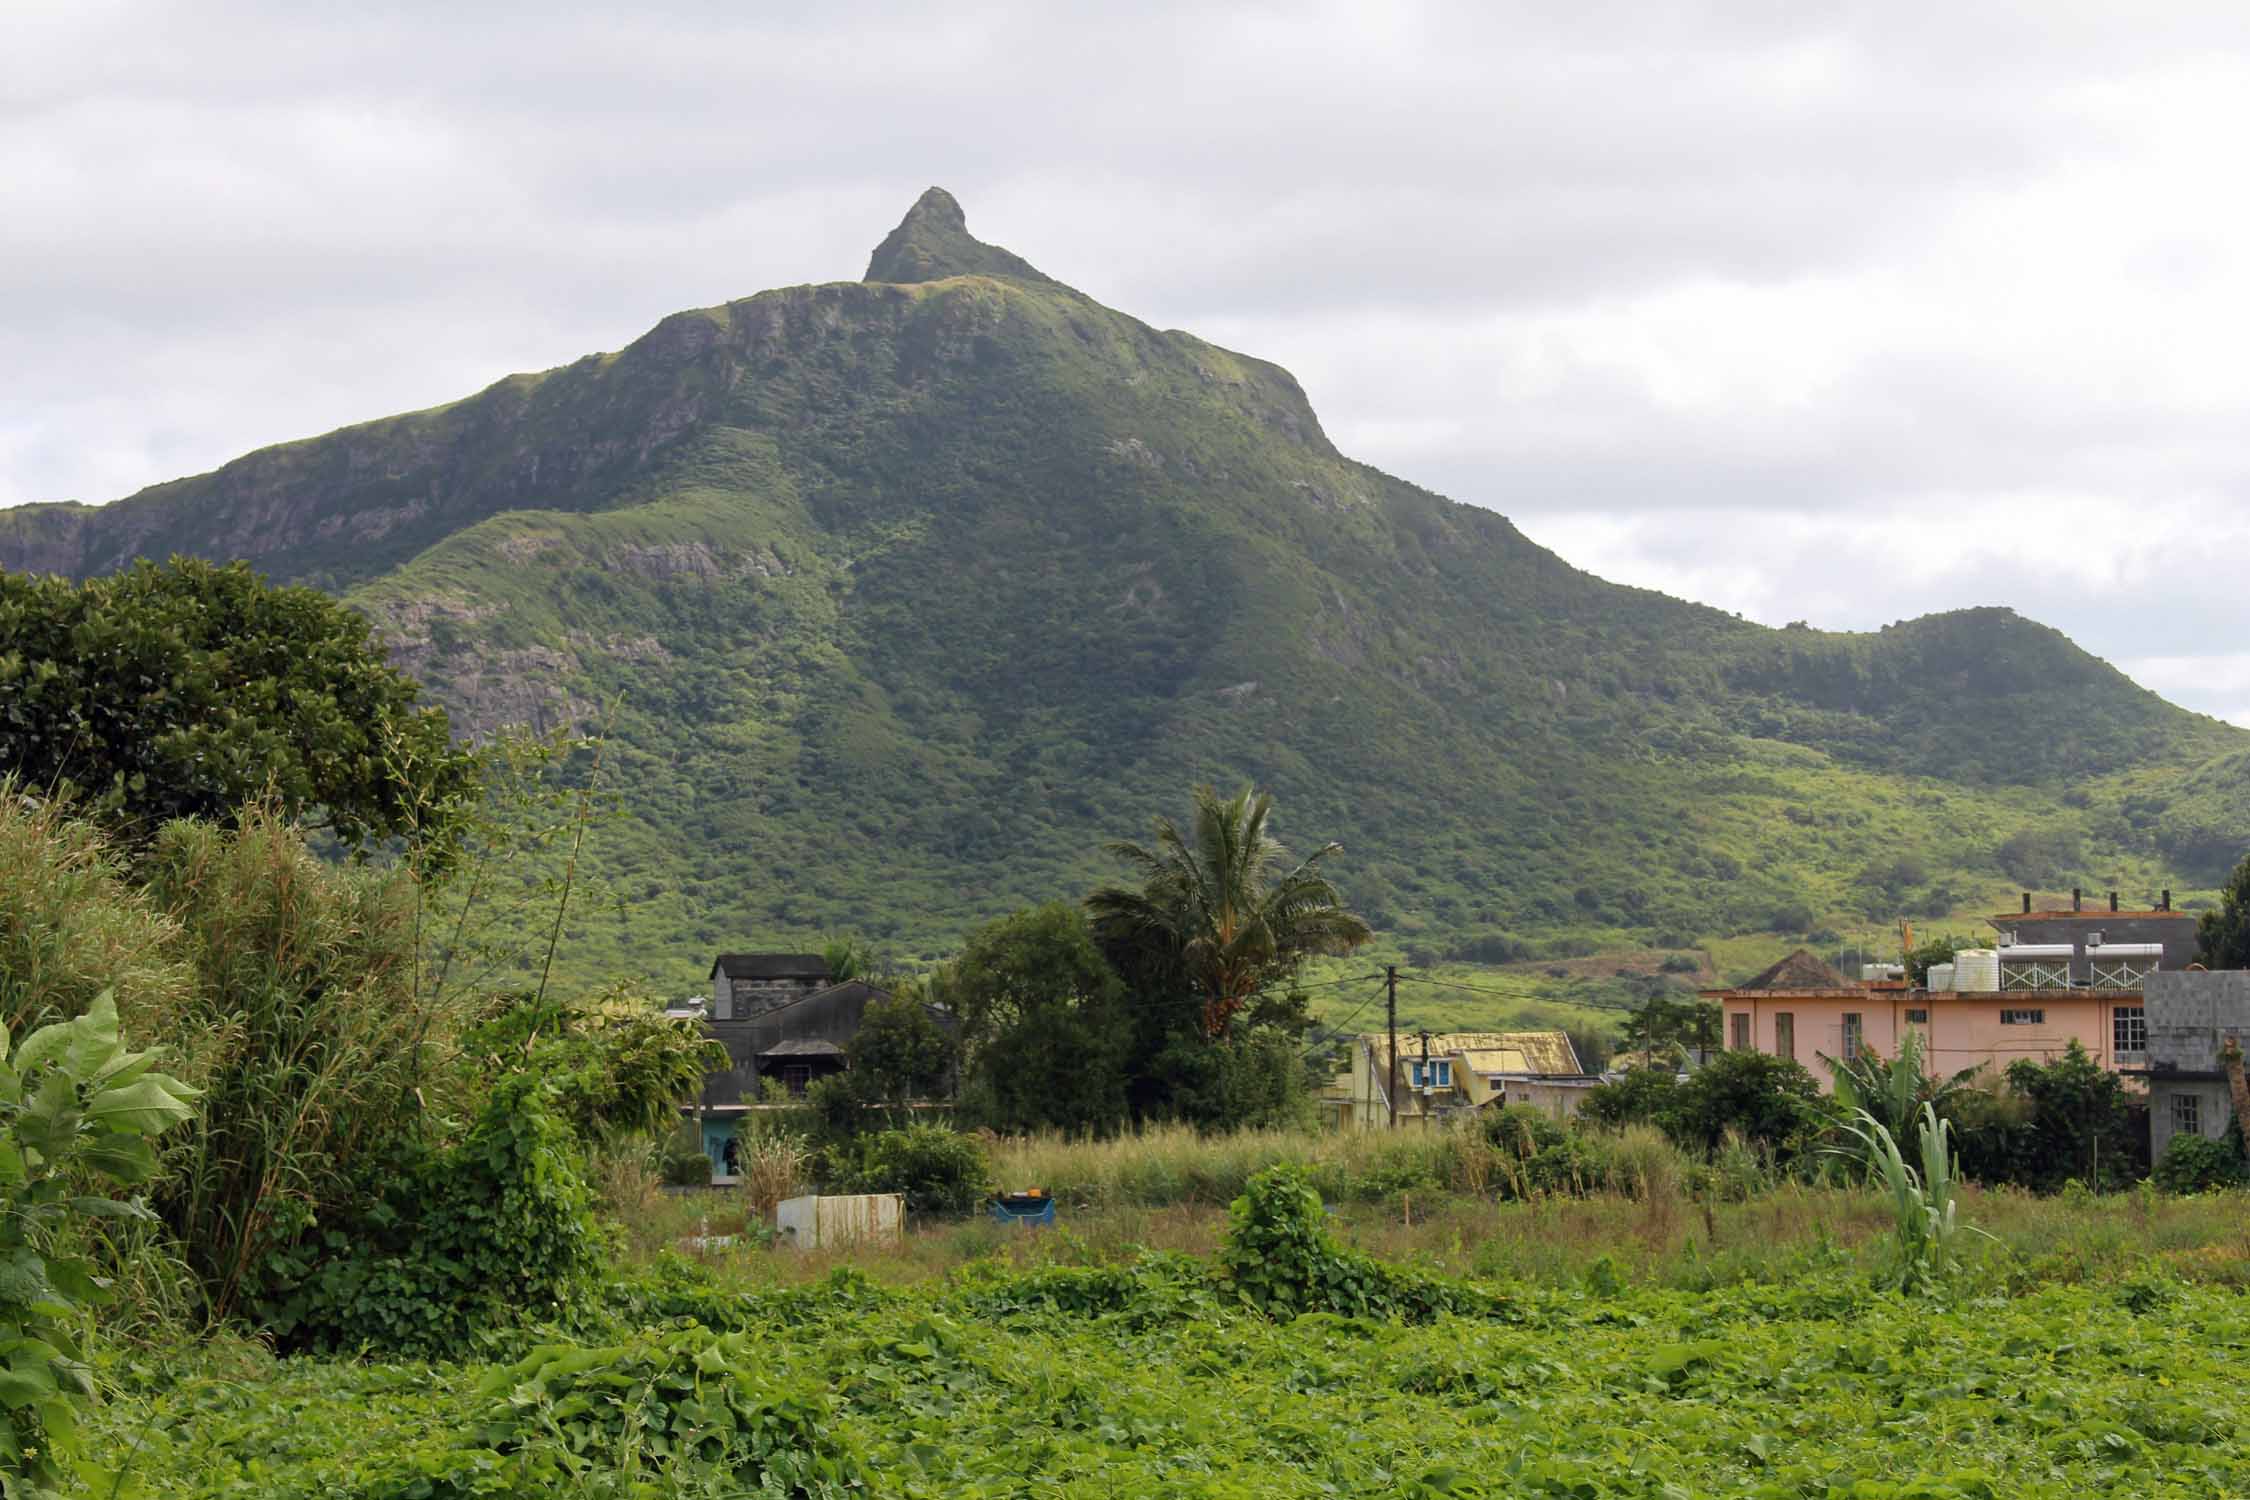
[99,1247,2250,1499]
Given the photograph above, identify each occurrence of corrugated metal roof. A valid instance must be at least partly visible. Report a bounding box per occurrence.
[1363,1030,1582,1076]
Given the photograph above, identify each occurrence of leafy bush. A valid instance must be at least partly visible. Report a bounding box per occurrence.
[1666,1050,1827,1161]
[2153,1132,2245,1194]
[824,1124,992,1217]
[0,994,196,1498]
[1218,1166,1489,1322]
[465,986,725,1146]
[268,1075,605,1356]
[660,1140,714,1187]
[1578,1066,1680,1130]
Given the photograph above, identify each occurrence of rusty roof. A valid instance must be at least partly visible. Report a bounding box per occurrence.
[1364,1030,1583,1076]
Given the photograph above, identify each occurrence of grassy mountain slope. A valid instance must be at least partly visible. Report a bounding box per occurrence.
[5,188,2243,997]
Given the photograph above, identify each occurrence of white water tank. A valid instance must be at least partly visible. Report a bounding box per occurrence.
[1925,962,1956,991]
[1952,949,1999,991]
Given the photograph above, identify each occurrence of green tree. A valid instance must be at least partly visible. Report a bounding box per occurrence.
[1578,1065,1682,1130]
[2003,1041,2137,1191]
[1665,1050,1827,1159]
[2197,849,2250,968]
[0,558,479,851]
[1087,784,1371,1039]
[465,986,726,1146]
[846,990,960,1105]
[1620,993,1720,1063]
[950,903,1132,1135]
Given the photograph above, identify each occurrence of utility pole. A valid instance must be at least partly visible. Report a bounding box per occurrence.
[1419,1029,1433,1129]
[1385,965,1399,1130]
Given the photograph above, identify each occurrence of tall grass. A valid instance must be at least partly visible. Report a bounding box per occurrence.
[141,807,464,1323]
[0,786,190,1037]
[981,1118,1704,1209]
[986,1123,1449,1208]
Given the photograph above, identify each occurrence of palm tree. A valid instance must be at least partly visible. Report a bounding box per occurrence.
[1823,1026,1984,1166]
[1086,784,1371,1039]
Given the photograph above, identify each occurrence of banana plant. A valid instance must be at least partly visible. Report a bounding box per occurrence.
[0,993,197,1498]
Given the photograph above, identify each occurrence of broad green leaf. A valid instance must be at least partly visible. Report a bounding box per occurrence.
[87,1075,197,1136]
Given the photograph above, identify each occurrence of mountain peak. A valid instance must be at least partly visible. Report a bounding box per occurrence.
[863,187,1054,286]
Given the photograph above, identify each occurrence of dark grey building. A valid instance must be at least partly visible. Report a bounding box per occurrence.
[709,952,830,1020]
[2137,970,2249,1160]
[688,952,960,1176]
[703,975,895,1106]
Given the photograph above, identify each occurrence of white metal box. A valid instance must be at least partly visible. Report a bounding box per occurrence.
[774,1193,904,1250]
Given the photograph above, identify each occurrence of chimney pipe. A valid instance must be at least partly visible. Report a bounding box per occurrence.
[2022,892,2032,914]
[2162,889,2172,911]
[2073,887,2082,912]
[2109,891,2119,912]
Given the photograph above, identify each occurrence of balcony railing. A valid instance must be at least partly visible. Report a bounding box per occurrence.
[1999,959,2072,991]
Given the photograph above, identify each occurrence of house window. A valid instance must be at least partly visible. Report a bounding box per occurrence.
[1999,1009,2045,1025]
[2172,1091,2202,1138]
[1842,1013,1863,1061]
[1905,1009,1929,1025]
[2112,1006,2147,1059]
[780,1064,813,1096]
[1410,1059,1452,1090]
[1730,1013,1750,1050]
[1774,1013,1795,1062]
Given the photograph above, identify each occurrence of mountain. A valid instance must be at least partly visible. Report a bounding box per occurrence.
[5,188,2244,992]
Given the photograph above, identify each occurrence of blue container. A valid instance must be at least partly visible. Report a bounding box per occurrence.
[990,1192,1056,1228]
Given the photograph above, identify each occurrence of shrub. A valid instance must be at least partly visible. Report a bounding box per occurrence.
[267,1075,605,1356]
[826,1124,993,1217]
[1666,1050,1826,1160]
[1218,1166,1488,1322]
[660,1140,714,1187]
[1579,1067,1680,1130]
[2153,1132,2245,1194]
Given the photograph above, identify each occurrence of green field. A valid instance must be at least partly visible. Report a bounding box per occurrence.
[93,1183,2250,1499]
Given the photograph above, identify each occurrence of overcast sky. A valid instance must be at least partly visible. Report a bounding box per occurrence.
[11,2,2250,723]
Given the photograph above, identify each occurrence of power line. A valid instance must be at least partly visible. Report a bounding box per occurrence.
[1298,974,1393,1055]
[1393,970,1650,1018]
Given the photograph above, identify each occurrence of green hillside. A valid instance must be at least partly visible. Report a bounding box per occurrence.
[4,188,2243,997]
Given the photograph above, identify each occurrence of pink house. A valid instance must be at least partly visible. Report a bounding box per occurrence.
[1711,898,2201,1090]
